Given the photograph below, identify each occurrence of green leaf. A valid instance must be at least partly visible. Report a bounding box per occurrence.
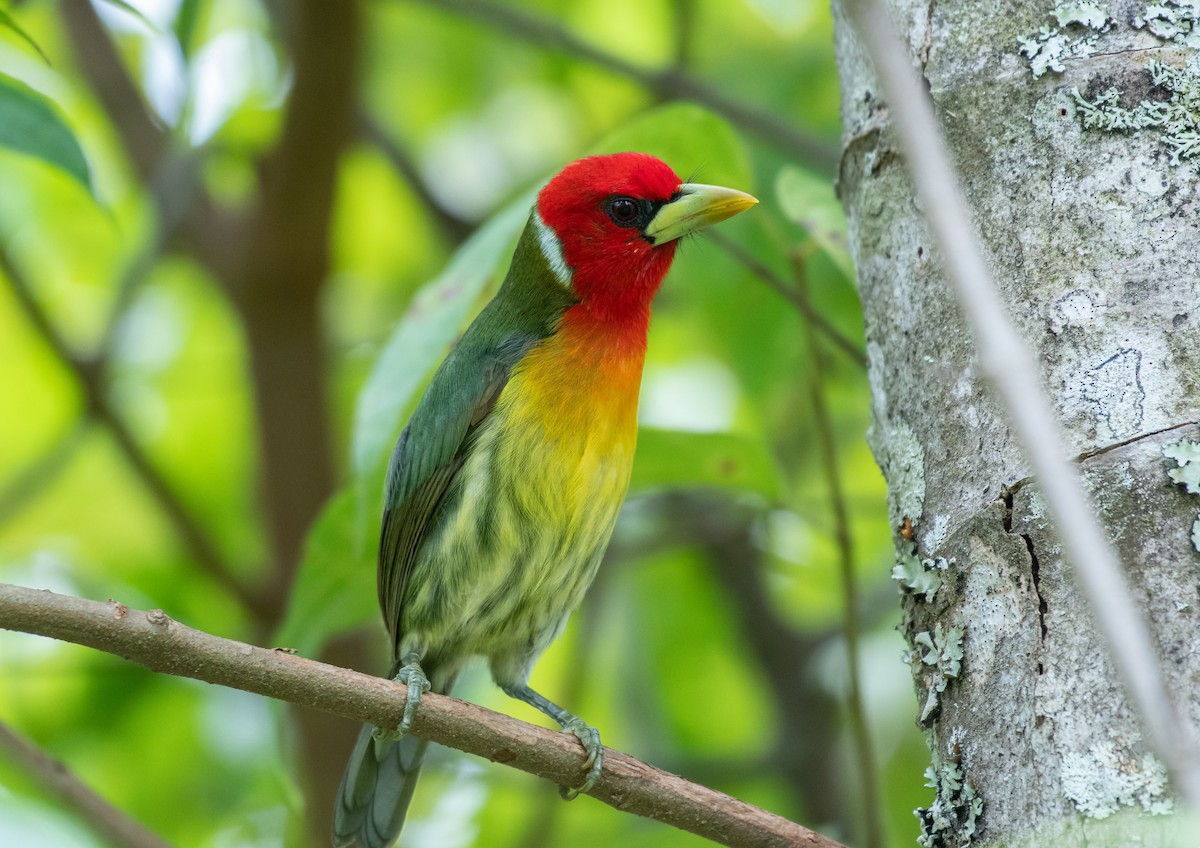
[0,9,50,64]
[274,488,378,657]
[630,428,781,499]
[775,165,853,279]
[590,101,753,189]
[0,73,91,194]
[350,191,533,501]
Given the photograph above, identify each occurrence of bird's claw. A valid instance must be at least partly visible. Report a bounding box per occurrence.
[373,661,430,742]
[558,716,602,800]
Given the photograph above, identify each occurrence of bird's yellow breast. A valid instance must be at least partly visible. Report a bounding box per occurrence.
[495,316,643,528]
[405,308,647,673]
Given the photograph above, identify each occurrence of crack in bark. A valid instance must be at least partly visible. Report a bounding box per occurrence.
[1023,532,1050,650]
[1000,487,1048,670]
[918,0,938,70]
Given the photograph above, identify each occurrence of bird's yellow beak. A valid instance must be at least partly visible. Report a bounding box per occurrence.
[643,183,758,245]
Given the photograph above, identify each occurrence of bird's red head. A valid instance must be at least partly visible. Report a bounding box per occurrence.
[535,153,757,327]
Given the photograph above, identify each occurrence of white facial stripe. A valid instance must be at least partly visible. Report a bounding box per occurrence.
[534,210,573,288]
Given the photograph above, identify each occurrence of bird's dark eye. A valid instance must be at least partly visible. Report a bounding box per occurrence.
[605,196,644,228]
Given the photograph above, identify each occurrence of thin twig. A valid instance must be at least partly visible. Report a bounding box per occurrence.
[707,231,866,369]
[0,250,261,617]
[0,420,89,527]
[0,583,847,848]
[840,0,1200,803]
[358,111,475,245]
[0,719,174,848]
[795,260,885,848]
[95,153,201,362]
[404,0,839,171]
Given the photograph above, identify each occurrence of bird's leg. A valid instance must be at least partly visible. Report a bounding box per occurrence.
[373,652,430,743]
[501,684,602,800]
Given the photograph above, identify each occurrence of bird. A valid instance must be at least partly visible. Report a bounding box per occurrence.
[332,152,757,848]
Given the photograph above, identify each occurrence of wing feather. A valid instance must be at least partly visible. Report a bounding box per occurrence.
[376,338,533,655]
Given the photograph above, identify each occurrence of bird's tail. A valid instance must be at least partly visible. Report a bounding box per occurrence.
[332,724,428,848]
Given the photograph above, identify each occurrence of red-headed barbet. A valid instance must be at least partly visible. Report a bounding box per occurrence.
[333,152,757,848]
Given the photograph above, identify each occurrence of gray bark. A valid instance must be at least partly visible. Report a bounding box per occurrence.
[833,2,1200,845]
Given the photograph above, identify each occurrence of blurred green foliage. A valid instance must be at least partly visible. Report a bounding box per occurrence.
[0,1,929,847]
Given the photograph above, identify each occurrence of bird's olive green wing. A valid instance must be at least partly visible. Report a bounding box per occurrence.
[376,334,537,656]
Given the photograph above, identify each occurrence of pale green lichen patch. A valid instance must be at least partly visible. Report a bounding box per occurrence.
[1054,3,1117,28]
[1134,0,1200,43]
[913,623,965,723]
[1164,438,1200,492]
[1060,740,1174,818]
[1164,439,1200,551]
[893,550,955,598]
[1074,58,1200,168]
[917,750,985,848]
[1019,1,1200,169]
[1018,4,1115,78]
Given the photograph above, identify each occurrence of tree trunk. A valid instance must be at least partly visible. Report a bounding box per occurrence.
[833,2,1200,845]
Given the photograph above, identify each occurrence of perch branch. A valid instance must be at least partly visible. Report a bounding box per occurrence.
[0,583,846,848]
[0,719,173,848]
[840,0,1200,803]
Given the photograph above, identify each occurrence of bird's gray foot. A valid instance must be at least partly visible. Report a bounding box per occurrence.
[557,715,602,800]
[500,683,603,800]
[373,659,430,743]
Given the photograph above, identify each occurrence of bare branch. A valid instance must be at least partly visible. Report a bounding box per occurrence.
[0,250,261,617]
[839,0,1200,803]
[0,583,846,848]
[406,0,839,171]
[0,719,174,848]
[706,231,866,369]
